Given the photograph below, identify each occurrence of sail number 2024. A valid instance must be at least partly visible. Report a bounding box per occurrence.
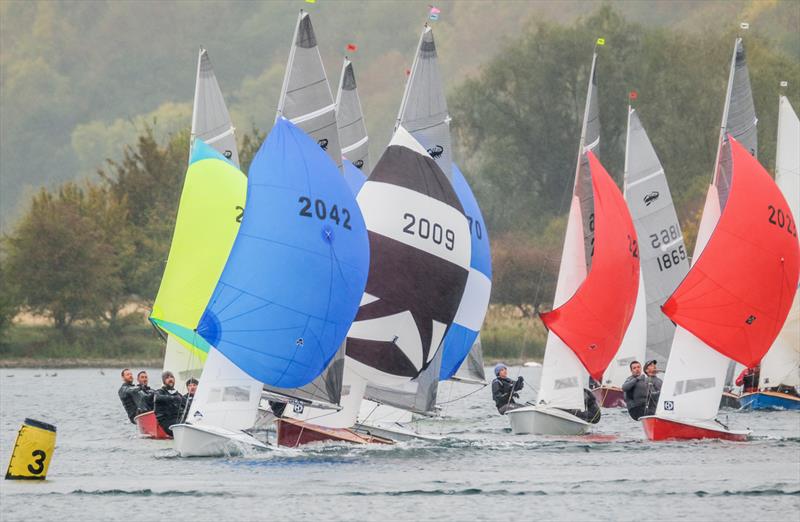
[298,197,351,229]
[403,213,455,250]
[768,205,797,237]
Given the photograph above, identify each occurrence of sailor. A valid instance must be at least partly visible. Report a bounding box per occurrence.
[154,371,184,436]
[135,370,155,413]
[735,365,760,394]
[560,388,601,424]
[642,360,662,416]
[181,378,198,422]
[118,368,139,423]
[622,360,646,420]
[492,363,525,414]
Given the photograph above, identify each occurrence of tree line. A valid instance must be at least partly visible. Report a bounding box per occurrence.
[1,6,798,347]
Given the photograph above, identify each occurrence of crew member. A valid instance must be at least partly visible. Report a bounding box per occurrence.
[643,360,662,416]
[736,365,760,394]
[118,368,139,423]
[492,363,524,414]
[181,378,198,422]
[560,388,601,424]
[154,371,184,436]
[135,370,155,413]
[622,360,646,420]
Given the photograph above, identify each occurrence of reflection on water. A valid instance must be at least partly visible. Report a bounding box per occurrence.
[1,368,798,521]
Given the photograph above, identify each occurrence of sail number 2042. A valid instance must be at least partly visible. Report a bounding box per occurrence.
[298,197,352,230]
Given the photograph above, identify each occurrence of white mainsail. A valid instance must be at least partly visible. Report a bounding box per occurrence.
[336,58,371,174]
[161,48,239,394]
[396,25,453,181]
[657,38,757,421]
[537,50,599,411]
[621,107,688,369]
[277,10,342,171]
[759,94,800,389]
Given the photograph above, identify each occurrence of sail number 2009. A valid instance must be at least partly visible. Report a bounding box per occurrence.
[298,197,351,229]
[402,213,455,250]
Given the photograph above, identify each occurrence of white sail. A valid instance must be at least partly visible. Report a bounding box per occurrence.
[336,58,370,174]
[601,269,647,388]
[537,51,599,411]
[657,39,757,421]
[396,25,452,180]
[162,47,239,392]
[623,107,688,367]
[191,48,239,167]
[276,10,342,171]
[186,347,263,431]
[760,95,800,388]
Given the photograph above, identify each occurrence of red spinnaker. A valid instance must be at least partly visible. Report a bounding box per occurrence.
[662,137,800,368]
[541,151,640,381]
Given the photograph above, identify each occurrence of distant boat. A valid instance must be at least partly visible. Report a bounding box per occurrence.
[508,46,640,435]
[641,39,800,441]
[740,92,800,411]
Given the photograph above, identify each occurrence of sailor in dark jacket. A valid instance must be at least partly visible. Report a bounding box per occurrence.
[180,378,198,423]
[560,388,601,423]
[118,368,139,423]
[135,370,155,413]
[492,363,525,414]
[623,360,662,419]
[154,371,184,436]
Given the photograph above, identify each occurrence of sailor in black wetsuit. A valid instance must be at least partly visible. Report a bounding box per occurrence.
[135,370,155,414]
[118,368,139,423]
[492,363,525,414]
[560,388,602,424]
[154,371,184,436]
[181,378,198,422]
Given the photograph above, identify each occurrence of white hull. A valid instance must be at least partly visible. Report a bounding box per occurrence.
[172,423,268,457]
[352,422,443,442]
[506,405,590,436]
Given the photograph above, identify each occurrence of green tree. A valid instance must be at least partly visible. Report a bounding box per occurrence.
[4,184,125,337]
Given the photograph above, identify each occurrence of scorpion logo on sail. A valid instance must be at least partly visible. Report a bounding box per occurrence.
[318,138,329,151]
[643,191,660,206]
[353,159,364,170]
[427,145,444,159]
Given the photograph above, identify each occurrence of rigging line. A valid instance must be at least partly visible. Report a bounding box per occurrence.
[436,382,487,406]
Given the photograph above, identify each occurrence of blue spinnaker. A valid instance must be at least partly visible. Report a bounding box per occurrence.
[197,118,370,388]
[343,160,367,196]
[439,163,493,380]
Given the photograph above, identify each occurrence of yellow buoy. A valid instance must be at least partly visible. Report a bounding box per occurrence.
[5,418,56,480]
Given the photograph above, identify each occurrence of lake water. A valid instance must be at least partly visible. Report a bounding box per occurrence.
[1,367,798,521]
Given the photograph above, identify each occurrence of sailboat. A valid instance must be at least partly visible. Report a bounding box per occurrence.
[336,57,371,185]
[507,47,640,435]
[740,92,800,411]
[170,116,371,456]
[144,48,246,440]
[641,39,800,441]
[158,47,242,395]
[593,104,689,408]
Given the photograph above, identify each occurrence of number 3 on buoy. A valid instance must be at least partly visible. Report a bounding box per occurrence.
[5,418,56,480]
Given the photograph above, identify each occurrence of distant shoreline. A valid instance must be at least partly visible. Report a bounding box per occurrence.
[0,357,540,369]
[0,357,162,369]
